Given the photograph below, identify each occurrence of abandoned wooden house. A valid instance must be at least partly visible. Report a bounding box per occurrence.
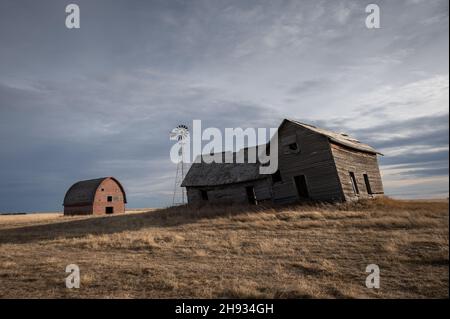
[63,177,127,215]
[181,119,384,205]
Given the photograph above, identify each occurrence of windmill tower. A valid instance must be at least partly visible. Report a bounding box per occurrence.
[170,124,189,205]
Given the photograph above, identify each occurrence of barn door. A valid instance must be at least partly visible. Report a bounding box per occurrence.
[294,175,309,199]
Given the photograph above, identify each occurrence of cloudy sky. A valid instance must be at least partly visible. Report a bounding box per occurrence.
[0,0,448,211]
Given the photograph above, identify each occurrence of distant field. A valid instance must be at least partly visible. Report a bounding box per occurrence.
[0,198,448,298]
[0,209,154,230]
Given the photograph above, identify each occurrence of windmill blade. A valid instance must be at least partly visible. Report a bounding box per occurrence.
[170,124,189,141]
[169,131,179,140]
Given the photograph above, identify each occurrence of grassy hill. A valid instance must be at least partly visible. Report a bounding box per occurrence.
[0,198,448,298]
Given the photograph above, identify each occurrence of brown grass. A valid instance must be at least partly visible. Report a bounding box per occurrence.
[0,197,448,298]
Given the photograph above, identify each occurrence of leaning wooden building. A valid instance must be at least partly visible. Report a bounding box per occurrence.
[181,119,384,205]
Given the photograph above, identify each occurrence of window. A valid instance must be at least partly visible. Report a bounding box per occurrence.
[288,142,298,151]
[200,190,208,201]
[363,174,373,194]
[272,169,282,183]
[282,135,300,154]
[349,172,359,195]
[105,207,114,214]
[107,196,113,202]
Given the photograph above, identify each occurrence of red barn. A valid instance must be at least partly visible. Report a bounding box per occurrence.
[63,177,127,216]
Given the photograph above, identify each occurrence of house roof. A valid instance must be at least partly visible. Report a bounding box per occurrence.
[181,151,266,187]
[63,177,127,206]
[283,119,382,155]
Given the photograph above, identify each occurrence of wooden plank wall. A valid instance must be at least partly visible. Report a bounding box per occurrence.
[186,178,272,205]
[330,143,384,201]
[272,122,344,203]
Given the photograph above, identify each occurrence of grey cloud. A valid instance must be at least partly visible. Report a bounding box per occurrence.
[310,114,449,152]
[386,160,448,171]
[380,150,448,166]
[397,167,449,178]
[0,0,448,211]
[356,114,449,150]
[288,79,331,95]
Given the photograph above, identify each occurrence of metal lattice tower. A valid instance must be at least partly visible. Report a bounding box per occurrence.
[170,125,189,205]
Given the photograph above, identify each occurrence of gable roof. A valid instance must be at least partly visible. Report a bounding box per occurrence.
[282,119,382,155]
[63,177,127,206]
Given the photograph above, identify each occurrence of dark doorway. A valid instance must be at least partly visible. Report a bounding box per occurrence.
[245,186,257,205]
[105,207,114,214]
[200,189,208,201]
[294,175,309,199]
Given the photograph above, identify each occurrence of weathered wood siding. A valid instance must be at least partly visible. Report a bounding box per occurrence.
[186,178,272,205]
[330,143,384,201]
[184,120,384,205]
[272,121,344,203]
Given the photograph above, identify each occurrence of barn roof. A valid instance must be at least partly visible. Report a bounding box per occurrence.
[63,177,127,206]
[283,119,382,155]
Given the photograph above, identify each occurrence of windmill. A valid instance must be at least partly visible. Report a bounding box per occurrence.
[170,124,189,205]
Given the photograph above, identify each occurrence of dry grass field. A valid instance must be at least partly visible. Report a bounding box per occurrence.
[0,198,448,299]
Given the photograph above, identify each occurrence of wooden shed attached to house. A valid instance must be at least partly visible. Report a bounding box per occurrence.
[63,177,127,216]
[182,119,384,205]
[181,155,272,205]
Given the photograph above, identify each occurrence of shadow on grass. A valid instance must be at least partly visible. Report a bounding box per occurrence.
[0,197,447,244]
[0,204,275,244]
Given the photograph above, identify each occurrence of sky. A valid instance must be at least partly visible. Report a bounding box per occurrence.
[0,0,448,212]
